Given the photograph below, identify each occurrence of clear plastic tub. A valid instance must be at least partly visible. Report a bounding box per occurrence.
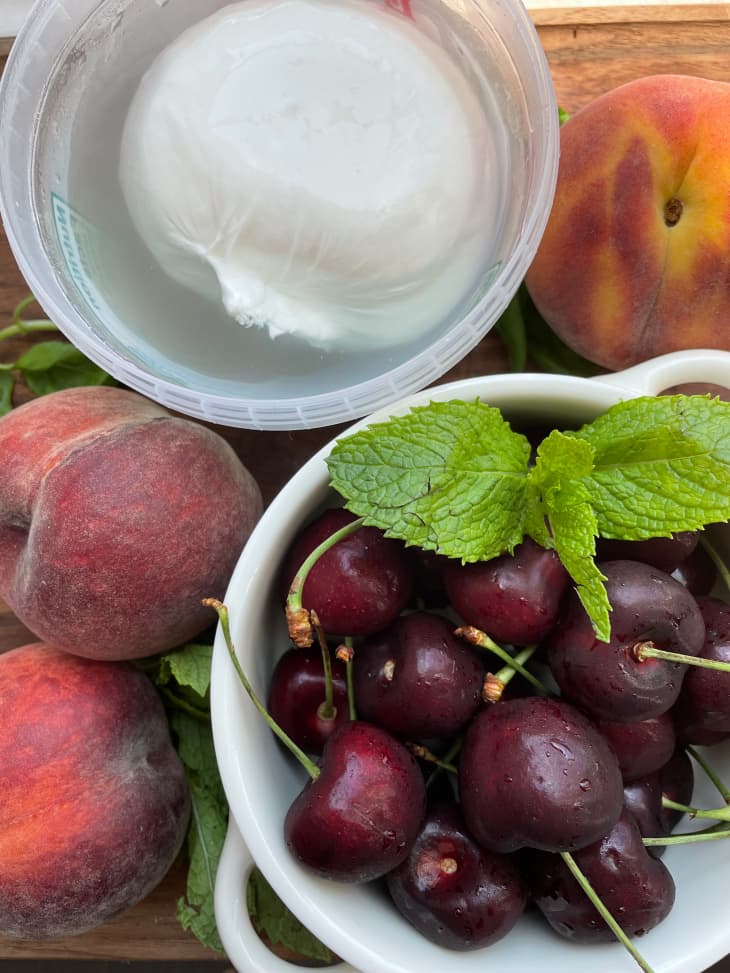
[0,0,559,430]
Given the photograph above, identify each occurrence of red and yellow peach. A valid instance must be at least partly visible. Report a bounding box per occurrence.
[0,642,190,939]
[0,385,262,660]
[526,74,730,370]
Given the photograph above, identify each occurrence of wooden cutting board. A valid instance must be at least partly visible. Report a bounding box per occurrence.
[1,5,729,963]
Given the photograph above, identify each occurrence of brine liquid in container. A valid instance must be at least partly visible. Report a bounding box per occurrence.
[32,0,524,400]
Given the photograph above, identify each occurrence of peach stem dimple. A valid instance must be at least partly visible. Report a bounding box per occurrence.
[663,197,683,227]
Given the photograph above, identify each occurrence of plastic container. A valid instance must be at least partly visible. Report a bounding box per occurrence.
[211,349,730,973]
[0,0,558,430]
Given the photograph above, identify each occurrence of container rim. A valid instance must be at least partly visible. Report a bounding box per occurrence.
[0,0,560,430]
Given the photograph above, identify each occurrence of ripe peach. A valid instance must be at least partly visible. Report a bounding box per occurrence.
[0,642,190,939]
[525,74,730,370]
[0,386,262,660]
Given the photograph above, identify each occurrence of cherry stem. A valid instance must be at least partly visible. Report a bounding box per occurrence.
[700,533,730,593]
[687,745,730,804]
[560,851,656,973]
[426,736,463,789]
[661,796,730,822]
[285,516,365,647]
[12,294,37,319]
[311,610,336,720]
[406,743,458,774]
[485,645,540,702]
[0,295,56,344]
[0,319,57,343]
[633,641,730,674]
[204,598,320,780]
[643,825,730,847]
[338,637,357,721]
[159,686,211,722]
[455,626,548,695]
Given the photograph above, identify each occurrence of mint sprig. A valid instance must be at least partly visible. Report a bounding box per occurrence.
[149,640,336,960]
[527,431,610,639]
[573,394,730,537]
[0,295,114,413]
[326,394,730,641]
[151,642,226,954]
[247,867,338,965]
[15,341,113,397]
[327,400,531,561]
[172,707,227,954]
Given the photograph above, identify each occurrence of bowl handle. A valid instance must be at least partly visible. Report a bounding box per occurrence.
[593,349,730,395]
[215,817,362,973]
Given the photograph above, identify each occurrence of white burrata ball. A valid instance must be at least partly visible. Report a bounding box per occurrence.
[119,0,493,350]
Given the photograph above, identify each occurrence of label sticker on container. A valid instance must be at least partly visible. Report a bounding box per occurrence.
[385,0,413,17]
[51,193,118,326]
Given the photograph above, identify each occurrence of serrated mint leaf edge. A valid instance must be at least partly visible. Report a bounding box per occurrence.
[571,395,730,538]
[247,867,338,964]
[156,643,214,699]
[327,399,531,562]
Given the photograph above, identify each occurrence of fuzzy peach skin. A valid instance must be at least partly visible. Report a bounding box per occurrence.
[0,386,263,659]
[0,642,191,939]
[525,74,730,370]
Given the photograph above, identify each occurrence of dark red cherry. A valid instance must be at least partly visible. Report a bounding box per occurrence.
[528,809,675,943]
[443,538,571,646]
[268,646,349,755]
[671,543,717,596]
[594,713,676,781]
[353,611,485,741]
[459,696,624,854]
[596,532,698,573]
[547,560,706,723]
[674,723,730,747]
[279,508,413,637]
[406,547,449,608]
[386,803,527,950]
[660,382,730,399]
[671,596,730,739]
[622,749,694,858]
[284,721,426,883]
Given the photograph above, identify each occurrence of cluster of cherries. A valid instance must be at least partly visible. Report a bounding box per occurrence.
[225,505,730,965]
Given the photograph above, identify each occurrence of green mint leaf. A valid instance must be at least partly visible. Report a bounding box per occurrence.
[171,708,219,786]
[16,341,114,396]
[247,867,338,965]
[528,432,611,640]
[523,475,552,549]
[156,643,213,699]
[525,429,594,548]
[531,429,595,483]
[175,782,227,952]
[0,372,14,416]
[546,479,610,641]
[558,106,571,125]
[176,896,223,955]
[172,709,227,954]
[573,395,730,537]
[16,341,81,371]
[327,400,532,561]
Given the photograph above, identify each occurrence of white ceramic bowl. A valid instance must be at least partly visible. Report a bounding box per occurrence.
[211,349,730,973]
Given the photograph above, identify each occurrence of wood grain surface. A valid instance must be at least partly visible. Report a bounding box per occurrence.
[1,6,729,963]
